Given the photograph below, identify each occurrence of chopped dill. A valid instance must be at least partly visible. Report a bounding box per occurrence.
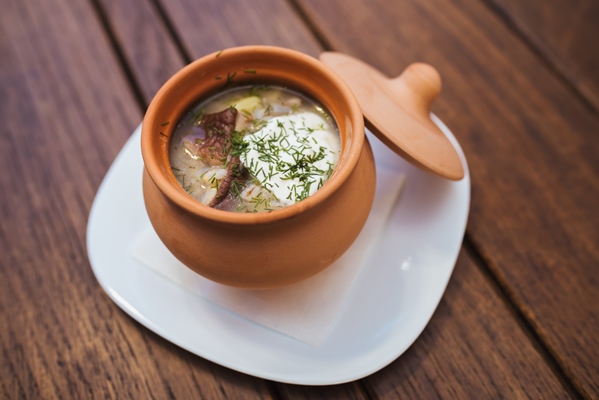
[191,107,205,125]
[224,71,236,87]
[169,85,339,212]
[208,174,219,191]
[248,86,257,97]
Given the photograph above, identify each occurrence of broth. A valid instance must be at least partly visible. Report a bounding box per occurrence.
[168,85,340,213]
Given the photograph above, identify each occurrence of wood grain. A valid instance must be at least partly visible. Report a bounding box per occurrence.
[366,250,571,399]
[296,0,599,397]
[276,382,369,400]
[159,0,322,58]
[0,0,594,397]
[0,0,272,398]
[487,0,599,111]
[95,0,185,105]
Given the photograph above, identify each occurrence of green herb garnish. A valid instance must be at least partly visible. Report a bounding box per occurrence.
[224,71,236,87]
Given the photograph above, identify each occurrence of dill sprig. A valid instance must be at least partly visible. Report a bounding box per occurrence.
[224,71,236,88]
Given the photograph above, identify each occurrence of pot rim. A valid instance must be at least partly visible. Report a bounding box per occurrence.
[142,45,365,225]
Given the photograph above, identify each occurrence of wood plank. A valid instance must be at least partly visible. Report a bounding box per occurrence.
[159,0,322,58]
[95,0,184,104]
[296,0,599,397]
[0,0,272,398]
[276,383,368,400]
[488,0,599,111]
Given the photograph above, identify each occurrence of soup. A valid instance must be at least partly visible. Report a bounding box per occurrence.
[168,85,340,213]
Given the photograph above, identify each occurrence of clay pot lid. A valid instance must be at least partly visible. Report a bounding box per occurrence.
[320,52,464,180]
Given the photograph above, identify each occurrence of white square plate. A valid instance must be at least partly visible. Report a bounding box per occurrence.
[87,116,470,385]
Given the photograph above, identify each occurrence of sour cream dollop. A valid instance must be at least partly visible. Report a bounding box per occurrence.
[241,112,339,206]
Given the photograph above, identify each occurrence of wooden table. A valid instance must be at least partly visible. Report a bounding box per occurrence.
[1,0,597,398]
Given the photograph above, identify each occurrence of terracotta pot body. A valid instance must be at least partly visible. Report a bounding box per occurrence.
[142,46,375,289]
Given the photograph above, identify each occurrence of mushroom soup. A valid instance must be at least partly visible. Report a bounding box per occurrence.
[168,85,340,213]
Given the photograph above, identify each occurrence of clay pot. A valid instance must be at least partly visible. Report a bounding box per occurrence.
[142,46,375,289]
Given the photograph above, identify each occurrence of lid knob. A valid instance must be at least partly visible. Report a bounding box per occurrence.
[391,63,441,118]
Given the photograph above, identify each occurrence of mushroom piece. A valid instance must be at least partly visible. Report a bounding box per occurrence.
[194,108,247,208]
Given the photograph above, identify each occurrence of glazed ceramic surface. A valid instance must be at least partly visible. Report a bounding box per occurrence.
[142,46,371,288]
